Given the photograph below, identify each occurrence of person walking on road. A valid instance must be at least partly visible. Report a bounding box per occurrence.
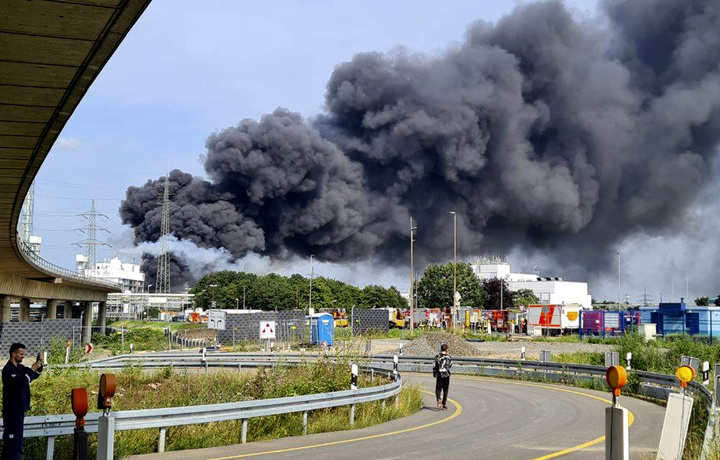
[2,343,43,460]
[433,343,452,410]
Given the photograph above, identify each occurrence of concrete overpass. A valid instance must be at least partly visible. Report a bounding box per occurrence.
[0,0,152,345]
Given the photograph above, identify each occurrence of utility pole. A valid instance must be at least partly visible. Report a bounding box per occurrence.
[616,252,621,310]
[409,216,416,332]
[243,285,246,309]
[156,177,171,294]
[74,200,110,275]
[309,255,314,313]
[450,211,457,328]
[500,277,503,311]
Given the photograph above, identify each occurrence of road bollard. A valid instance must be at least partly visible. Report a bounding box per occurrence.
[97,374,117,460]
[129,343,133,355]
[605,365,629,460]
[71,388,88,460]
[521,346,526,361]
[392,355,399,381]
[625,352,632,370]
[351,363,358,390]
[703,361,710,386]
[399,343,403,356]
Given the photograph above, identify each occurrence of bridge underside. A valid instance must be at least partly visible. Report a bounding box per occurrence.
[0,0,152,343]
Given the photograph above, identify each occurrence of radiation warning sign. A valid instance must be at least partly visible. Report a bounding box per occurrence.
[260,321,276,339]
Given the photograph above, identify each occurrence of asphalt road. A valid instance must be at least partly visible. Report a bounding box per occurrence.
[129,374,664,460]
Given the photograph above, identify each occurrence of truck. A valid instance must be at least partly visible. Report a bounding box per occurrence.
[526,304,583,335]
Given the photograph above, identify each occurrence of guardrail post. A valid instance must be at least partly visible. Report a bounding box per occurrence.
[303,411,308,435]
[351,363,358,390]
[46,436,55,460]
[158,427,166,453]
[97,415,115,460]
[370,368,374,383]
[350,404,355,425]
[241,419,248,444]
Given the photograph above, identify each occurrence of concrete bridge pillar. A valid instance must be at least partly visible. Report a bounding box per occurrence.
[82,301,92,344]
[0,296,10,323]
[46,299,57,319]
[98,301,107,330]
[64,301,74,319]
[19,298,30,322]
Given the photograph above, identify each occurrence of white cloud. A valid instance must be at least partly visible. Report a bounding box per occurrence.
[56,137,81,150]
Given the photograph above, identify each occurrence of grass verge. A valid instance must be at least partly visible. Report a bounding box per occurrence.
[1,359,420,459]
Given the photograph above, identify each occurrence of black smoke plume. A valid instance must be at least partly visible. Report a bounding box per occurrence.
[121,0,720,277]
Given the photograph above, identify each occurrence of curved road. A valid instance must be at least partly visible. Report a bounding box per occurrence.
[131,374,663,460]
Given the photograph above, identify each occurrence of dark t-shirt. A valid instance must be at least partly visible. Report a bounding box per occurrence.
[2,360,40,416]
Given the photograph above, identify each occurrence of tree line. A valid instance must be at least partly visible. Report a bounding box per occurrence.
[190,271,406,311]
[191,262,539,312]
[415,262,538,309]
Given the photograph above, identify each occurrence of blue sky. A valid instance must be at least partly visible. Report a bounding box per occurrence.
[36,0,716,302]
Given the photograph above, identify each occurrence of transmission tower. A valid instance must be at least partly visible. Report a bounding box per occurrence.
[155,177,171,294]
[20,181,35,243]
[638,287,654,306]
[74,200,110,275]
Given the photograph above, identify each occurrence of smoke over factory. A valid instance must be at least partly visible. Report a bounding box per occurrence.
[120,0,720,289]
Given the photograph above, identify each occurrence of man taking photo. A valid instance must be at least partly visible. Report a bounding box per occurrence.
[2,343,43,460]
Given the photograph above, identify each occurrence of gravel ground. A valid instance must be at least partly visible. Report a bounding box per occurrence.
[373,335,612,359]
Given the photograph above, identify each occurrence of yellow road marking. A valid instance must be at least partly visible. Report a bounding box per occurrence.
[203,391,462,459]
[453,375,635,459]
[190,376,636,460]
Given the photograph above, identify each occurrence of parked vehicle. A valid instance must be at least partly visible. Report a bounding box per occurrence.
[526,304,582,335]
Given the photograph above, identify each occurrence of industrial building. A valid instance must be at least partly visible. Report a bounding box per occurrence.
[472,258,592,310]
[76,255,145,293]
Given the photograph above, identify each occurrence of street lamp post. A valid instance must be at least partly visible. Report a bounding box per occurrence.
[309,255,314,314]
[616,252,621,310]
[450,211,457,328]
[146,285,153,320]
[409,216,416,332]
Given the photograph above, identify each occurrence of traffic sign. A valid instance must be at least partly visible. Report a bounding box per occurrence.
[260,321,276,339]
[85,343,93,354]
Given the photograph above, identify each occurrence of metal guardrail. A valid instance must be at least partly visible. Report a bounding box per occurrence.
[0,355,402,457]
[17,237,122,289]
[3,352,716,458]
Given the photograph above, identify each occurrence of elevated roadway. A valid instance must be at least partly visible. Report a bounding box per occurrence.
[0,0,151,330]
[130,374,663,460]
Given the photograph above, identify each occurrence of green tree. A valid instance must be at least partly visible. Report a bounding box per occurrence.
[695,296,710,306]
[417,262,484,308]
[482,278,514,310]
[514,288,539,307]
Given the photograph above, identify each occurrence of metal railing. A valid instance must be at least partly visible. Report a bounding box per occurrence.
[0,355,402,457]
[17,237,122,289]
[3,352,716,458]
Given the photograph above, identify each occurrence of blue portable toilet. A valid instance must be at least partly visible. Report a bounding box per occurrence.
[310,313,334,346]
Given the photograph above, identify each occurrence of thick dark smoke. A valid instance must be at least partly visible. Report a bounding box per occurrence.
[121,0,720,277]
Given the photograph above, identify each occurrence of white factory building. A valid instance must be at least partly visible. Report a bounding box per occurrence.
[76,254,145,293]
[472,258,592,310]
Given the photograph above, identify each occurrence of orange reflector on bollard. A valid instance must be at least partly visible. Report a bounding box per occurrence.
[71,388,88,426]
[606,365,627,396]
[98,373,117,410]
[676,365,695,387]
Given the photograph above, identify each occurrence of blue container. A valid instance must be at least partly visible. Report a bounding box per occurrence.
[687,307,720,337]
[310,313,334,346]
[659,301,686,316]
